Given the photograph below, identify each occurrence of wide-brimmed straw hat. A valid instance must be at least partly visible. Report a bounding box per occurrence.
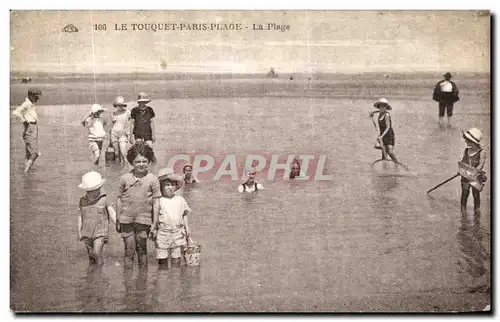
[158,168,184,190]
[373,98,392,110]
[78,171,106,191]
[137,92,151,103]
[462,128,483,145]
[113,96,127,107]
[91,104,105,114]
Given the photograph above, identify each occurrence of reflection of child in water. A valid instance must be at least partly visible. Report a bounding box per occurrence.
[460,128,487,215]
[77,171,117,266]
[238,167,264,192]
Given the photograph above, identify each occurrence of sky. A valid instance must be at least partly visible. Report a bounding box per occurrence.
[10,10,490,74]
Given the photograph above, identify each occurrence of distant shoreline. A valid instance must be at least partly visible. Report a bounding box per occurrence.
[10,71,490,78]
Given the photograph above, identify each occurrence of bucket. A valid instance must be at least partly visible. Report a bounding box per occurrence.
[105,147,115,164]
[184,238,201,267]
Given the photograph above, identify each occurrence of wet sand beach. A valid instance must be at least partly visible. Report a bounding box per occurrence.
[10,73,490,312]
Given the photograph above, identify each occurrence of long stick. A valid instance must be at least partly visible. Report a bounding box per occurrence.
[426,173,460,194]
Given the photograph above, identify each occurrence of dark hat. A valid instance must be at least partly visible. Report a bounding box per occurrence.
[28,88,42,96]
[443,72,452,78]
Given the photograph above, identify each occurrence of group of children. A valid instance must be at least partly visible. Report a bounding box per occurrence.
[78,142,194,269]
[81,92,156,166]
[77,137,270,269]
[369,97,487,216]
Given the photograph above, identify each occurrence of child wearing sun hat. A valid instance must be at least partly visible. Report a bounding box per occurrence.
[459,127,487,215]
[77,171,117,266]
[152,168,192,269]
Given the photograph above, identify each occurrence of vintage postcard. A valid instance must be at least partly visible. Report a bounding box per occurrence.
[10,10,490,313]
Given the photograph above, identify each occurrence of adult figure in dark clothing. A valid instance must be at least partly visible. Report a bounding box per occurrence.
[433,72,460,127]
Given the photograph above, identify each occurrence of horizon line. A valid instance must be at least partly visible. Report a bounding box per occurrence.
[10,70,490,75]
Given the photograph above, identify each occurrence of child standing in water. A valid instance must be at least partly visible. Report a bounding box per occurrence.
[116,142,161,269]
[152,168,191,269]
[130,92,157,163]
[369,98,407,168]
[460,128,487,215]
[238,167,264,192]
[82,104,108,165]
[110,96,131,164]
[77,171,117,266]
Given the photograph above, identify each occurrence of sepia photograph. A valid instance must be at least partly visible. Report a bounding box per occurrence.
[9,9,491,313]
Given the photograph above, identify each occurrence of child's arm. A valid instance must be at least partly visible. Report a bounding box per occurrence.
[257,183,264,190]
[129,118,135,144]
[237,184,244,193]
[81,114,92,127]
[477,150,486,171]
[107,204,117,225]
[150,118,156,143]
[151,198,160,233]
[183,210,191,237]
[77,212,83,241]
[368,109,380,118]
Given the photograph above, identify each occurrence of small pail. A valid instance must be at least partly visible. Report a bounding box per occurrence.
[184,239,201,267]
[105,147,115,163]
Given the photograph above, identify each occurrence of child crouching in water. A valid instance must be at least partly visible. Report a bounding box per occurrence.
[460,128,487,215]
[238,167,264,192]
[77,171,117,266]
[152,168,191,269]
[116,142,161,269]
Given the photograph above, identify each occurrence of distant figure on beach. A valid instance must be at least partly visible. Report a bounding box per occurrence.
[369,98,405,167]
[110,96,131,164]
[183,164,200,184]
[82,104,108,166]
[460,128,487,215]
[267,67,278,78]
[21,76,32,84]
[433,72,460,127]
[77,171,117,266]
[12,88,42,173]
[116,142,161,269]
[130,92,157,163]
[238,167,264,193]
[153,168,192,269]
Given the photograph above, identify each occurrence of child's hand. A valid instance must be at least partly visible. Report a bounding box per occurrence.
[149,228,157,239]
[129,136,135,145]
[115,222,121,233]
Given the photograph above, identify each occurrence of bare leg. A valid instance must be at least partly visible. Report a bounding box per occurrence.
[136,234,148,268]
[158,258,168,269]
[386,145,409,170]
[24,153,40,173]
[112,141,120,162]
[93,237,106,266]
[472,187,481,214]
[123,235,136,269]
[171,258,181,268]
[461,182,470,214]
[119,140,128,164]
